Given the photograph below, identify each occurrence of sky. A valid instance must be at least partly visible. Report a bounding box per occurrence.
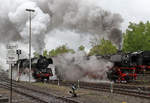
[0,0,150,70]
[97,0,150,30]
[0,0,149,51]
[45,0,150,51]
[0,0,150,59]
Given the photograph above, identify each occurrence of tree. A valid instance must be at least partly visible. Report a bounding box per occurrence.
[78,45,85,51]
[122,21,150,52]
[49,45,75,57]
[43,50,48,57]
[89,38,117,56]
[33,50,48,58]
[33,52,40,58]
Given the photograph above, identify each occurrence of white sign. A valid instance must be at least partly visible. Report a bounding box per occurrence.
[6,43,18,64]
[7,44,18,49]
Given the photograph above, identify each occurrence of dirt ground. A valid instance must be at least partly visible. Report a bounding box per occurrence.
[32,82,150,103]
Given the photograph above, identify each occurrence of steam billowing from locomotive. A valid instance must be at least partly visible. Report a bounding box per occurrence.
[10,53,113,82]
[53,52,114,81]
[0,0,123,53]
[0,0,123,81]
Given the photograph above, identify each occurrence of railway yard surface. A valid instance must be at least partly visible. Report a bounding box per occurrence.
[31,82,150,103]
[1,80,149,103]
[0,71,150,103]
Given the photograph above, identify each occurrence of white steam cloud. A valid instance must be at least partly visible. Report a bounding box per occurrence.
[0,0,122,82]
[8,0,50,54]
[0,0,123,52]
[53,51,113,81]
[11,69,35,82]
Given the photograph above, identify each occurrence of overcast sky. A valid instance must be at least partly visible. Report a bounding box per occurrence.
[97,0,150,30]
[1,0,150,70]
[1,0,150,52]
[46,0,150,51]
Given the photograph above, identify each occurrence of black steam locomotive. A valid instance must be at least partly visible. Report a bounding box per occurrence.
[107,51,150,83]
[14,55,53,81]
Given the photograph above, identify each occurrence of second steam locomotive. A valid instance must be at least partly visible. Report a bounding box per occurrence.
[107,51,150,83]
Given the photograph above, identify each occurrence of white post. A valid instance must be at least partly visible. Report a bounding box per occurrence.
[110,82,113,93]
[9,64,12,103]
[26,9,35,83]
[29,11,31,83]
[58,78,60,86]
[77,80,80,88]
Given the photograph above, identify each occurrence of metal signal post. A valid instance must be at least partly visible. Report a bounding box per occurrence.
[10,64,12,103]
[16,49,21,81]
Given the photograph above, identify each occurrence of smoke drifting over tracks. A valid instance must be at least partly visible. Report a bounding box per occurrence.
[53,52,113,81]
[0,0,123,82]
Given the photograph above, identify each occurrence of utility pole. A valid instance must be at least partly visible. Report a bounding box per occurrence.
[6,43,18,103]
[26,9,35,83]
[10,64,12,103]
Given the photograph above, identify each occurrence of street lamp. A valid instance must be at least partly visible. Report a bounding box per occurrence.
[26,9,35,83]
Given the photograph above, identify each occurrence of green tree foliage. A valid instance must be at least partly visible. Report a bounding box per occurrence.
[49,45,75,57]
[78,45,85,51]
[89,38,117,56]
[33,50,48,58]
[33,52,40,58]
[122,21,150,52]
[43,50,48,57]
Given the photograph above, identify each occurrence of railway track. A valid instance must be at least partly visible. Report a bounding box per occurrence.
[48,80,150,99]
[1,71,150,102]
[0,72,81,103]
